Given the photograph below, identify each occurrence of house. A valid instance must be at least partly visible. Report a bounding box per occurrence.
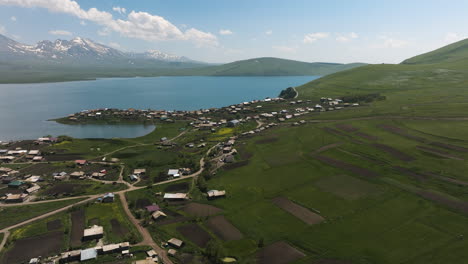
[25,175,41,183]
[83,225,104,240]
[70,171,85,179]
[167,169,179,178]
[129,174,139,181]
[80,248,98,261]
[91,172,106,179]
[207,190,226,199]
[5,193,24,203]
[0,167,12,174]
[102,243,120,254]
[30,156,42,162]
[145,205,160,213]
[133,169,146,175]
[0,156,15,162]
[146,250,157,258]
[75,160,87,166]
[168,249,177,256]
[163,193,188,201]
[185,143,195,148]
[1,176,13,184]
[227,120,240,127]
[28,150,40,155]
[101,193,115,203]
[8,180,24,188]
[160,137,168,142]
[152,211,167,221]
[223,147,232,153]
[167,238,184,248]
[61,250,81,263]
[26,185,41,194]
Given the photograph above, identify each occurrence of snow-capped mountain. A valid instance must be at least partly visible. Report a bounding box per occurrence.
[0,34,195,63]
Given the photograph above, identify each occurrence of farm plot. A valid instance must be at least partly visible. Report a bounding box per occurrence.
[224,160,250,171]
[256,241,305,264]
[46,219,62,231]
[165,182,190,192]
[135,198,152,209]
[181,203,223,217]
[176,223,212,247]
[322,127,351,138]
[335,124,359,133]
[314,155,379,178]
[272,197,324,225]
[314,174,381,200]
[1,231,62,264]
[70,209,85,248]
[429,141,468,153]
[393,166,428,181]
[371,143,414,161]
[314,143,343,154]
[417,146,463,160]
[378,124,427,143]
[44,183,89,196]
[154,209,187,226]
[111,218,129,238]
[355,132,379,141]
[205,215,243,241]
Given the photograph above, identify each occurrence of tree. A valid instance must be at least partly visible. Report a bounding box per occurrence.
[205,240,224,264]
[258,238,264,248]
[197,176,207,192]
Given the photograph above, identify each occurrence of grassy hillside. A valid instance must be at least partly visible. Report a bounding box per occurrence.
[172,57,366,76]
[402,38,468,65]
[0,57,365,83]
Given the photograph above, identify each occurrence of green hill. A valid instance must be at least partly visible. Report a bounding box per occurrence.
[402,38,468,65]
[173,57,366,76]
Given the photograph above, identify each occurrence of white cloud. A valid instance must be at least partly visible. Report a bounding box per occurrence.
[0,0,218,47]
[80,20,86,26]
[265,30,272,35]
[112,6,126,14]
[10,16,16,21]
[444,32,465,44]
[48,29,72,36]
[378,35,408,48]
[219,29,233,35]
[107,42,121,49]
[272,45,297,53]
[336,32,358,42]
[303,32,329,43]
[97,27,111,36]
[0,24,5,34]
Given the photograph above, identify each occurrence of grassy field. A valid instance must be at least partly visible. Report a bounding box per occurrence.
[187,119,468,263]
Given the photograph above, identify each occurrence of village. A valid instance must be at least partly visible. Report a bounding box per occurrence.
[0,94,361,264]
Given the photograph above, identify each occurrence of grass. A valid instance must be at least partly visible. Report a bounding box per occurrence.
[169,117,468,263]
[0,198,85,230]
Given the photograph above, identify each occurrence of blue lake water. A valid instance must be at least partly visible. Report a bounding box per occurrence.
[0,76,319,141]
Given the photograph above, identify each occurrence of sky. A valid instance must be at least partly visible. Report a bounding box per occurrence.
[0,0,467,64]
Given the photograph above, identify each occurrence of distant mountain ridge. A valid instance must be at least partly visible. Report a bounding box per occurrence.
[0,34,195,64]
[0,34,366,83]
[172,57,367,76]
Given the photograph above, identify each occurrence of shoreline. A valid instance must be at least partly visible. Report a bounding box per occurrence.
[0,74,321,85]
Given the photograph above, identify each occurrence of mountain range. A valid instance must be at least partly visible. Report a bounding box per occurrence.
[0,34,194,64]
[0,34,366,83]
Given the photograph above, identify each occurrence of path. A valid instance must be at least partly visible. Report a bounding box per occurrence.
[293,86,299,99]
[119,194,173,264]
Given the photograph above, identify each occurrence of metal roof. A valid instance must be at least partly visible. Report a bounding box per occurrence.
[80,248,97,261]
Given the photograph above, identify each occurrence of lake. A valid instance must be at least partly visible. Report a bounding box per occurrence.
[0,76,319,141]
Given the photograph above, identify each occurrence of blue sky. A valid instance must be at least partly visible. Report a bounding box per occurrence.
[0,0,467,63]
